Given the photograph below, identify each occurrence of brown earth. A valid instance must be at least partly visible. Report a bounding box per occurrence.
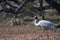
[0,25,60,40]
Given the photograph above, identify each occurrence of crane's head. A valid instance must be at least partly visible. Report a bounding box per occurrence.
[34,15,38,20]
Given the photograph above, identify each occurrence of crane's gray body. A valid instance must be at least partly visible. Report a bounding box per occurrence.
[34,20,56,32]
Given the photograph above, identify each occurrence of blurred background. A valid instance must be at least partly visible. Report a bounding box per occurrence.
[0,0,60,26]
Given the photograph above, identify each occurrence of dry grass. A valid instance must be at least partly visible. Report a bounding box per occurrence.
[0,24,60,40]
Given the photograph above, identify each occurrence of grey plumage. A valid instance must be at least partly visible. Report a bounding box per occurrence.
[33,15,56,40]
[34,16,56,32]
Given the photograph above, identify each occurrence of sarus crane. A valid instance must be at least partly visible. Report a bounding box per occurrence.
[33,15,56,40]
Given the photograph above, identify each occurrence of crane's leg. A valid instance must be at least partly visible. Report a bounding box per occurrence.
[41,29,49,40]
[40,27,46,37]
[50,25,56,40]
[51,31,56,40]
[40,28,44,37]
[48,31,54,40]
[45,30,50,40]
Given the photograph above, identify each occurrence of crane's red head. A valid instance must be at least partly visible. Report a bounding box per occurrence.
[34,15,38,20]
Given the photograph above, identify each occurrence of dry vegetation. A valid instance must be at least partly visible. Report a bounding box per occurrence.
[0,5,60,40]
[0,12,60,40]
[0,24,60,40]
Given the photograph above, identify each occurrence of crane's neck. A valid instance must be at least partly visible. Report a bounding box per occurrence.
[34,19,39,26]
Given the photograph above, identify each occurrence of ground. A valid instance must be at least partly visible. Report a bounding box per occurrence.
[0,24,60,40]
